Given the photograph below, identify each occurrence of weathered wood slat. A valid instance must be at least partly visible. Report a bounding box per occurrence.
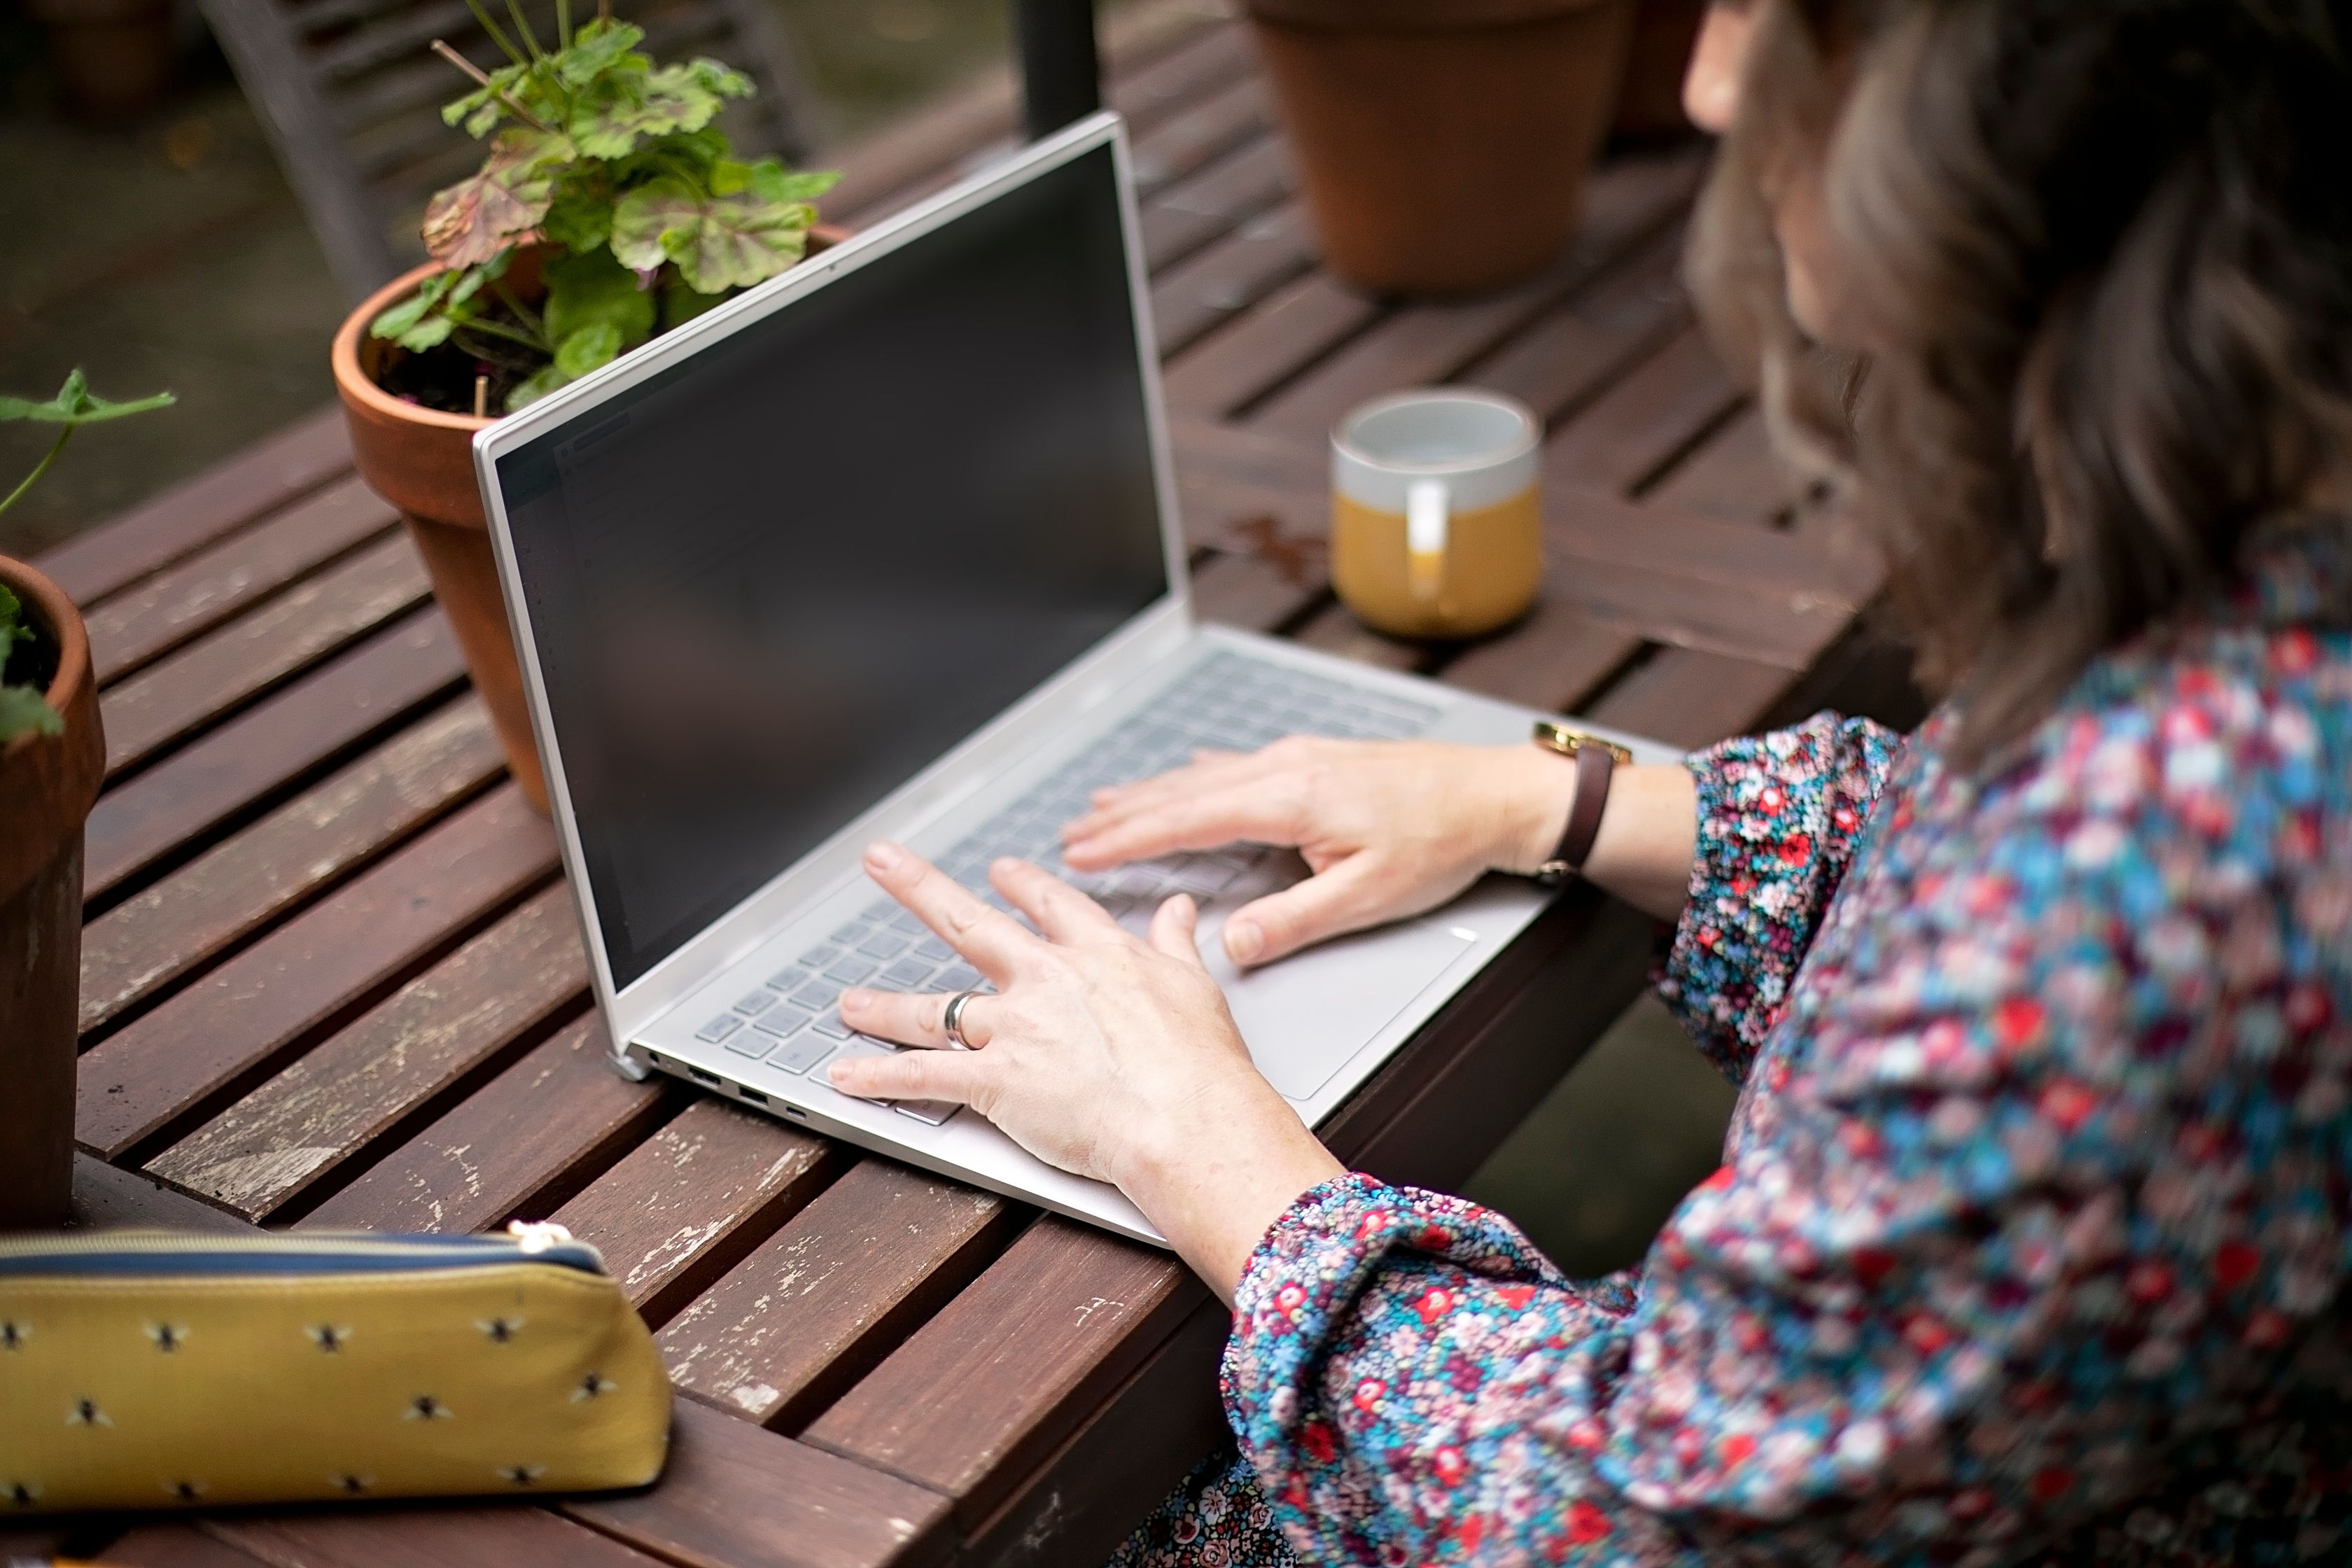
[298,1014,676,1235]
[103,1525,274,1567]
[1544,323,1744,495]
[1464,220,1691,426]
[99,532,433,778]
[1292,606,1427,672]
[568,1401,955,1568]
[1247,153,1707,441]
[79,696,503,1035]
[803,1220,1201,1529]
[1150,205,1330,364]
[1126,78,1268,202]
[1646,405,1795,526]
[70,1152,253,1233]
[1438,608,1644,715]
[551,1098,848,1326]
[1188,548,1323,635]
[1140,132,1289,273]
[34,406,350,608]
[74,784,555,1161]
[660,1158,1018,1432]
[1585,645,1798,750]
[216,1506,670,1568]
[83,476,398,684]
[147,882,588,1220]
[83,609,465,903]
[960,1300,1231,1568]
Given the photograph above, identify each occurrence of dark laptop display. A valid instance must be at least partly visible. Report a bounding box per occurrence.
[493,145,1170,988]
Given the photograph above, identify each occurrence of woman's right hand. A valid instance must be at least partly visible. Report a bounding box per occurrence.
[1060,738,1576,967]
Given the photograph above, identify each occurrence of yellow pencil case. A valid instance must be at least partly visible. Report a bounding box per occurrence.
[0,1223,669,1513]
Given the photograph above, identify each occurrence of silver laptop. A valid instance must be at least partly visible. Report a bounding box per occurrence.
[473,113,1672,1245]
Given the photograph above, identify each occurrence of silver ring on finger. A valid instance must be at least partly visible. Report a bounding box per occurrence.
[941,989,984,1050]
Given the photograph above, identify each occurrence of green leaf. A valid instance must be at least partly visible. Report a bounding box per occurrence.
[610,176,816,295]
[0,684,61,743]
[505,362,573,412]
[552,320,624,381]
[420,127,568,268]
[556,18,643,84]
[543,246,654,351]
[0,369,176,426]
[541,185,614,253]
[747,161,840,204]
[662,279,728,330]
[368,270,461,349]
[0,582,25,654]
[570,60,736,159]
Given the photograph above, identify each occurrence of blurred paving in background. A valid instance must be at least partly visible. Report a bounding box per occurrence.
[0,0,1044,556]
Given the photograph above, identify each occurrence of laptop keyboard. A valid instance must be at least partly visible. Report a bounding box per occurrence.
[687,652,1439,1126]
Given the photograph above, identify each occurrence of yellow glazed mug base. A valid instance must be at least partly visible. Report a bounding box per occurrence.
[1330,489,1542,640]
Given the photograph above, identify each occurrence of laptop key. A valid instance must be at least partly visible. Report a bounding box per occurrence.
[915,937,955,962]
[764,1034,836,1075]
[797,944,840,969]
[881,958,934,988]
[694,1014,743,1043]
[862,899,898,923]
[791,980,841,1011]
[825,958,878,984]
[811,1011,855,1040]
[893,1100,960,1127]
[734,990,775,1016]
[755,1006,813,1039]
[935,963,983,993]
[724,1030,771,1060]
[830,923,867,946]
[858,932,909,959]
[888,908,926,934]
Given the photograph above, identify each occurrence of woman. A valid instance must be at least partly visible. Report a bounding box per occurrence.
[827,0,2352,1560]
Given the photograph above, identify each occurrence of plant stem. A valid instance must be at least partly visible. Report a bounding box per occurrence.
[555,0,570,48]
[506,0,545,59]
[490,279,545,337]
[0,426,72,517]
[455,314,550,353]
[432,40,558,133]
[462,0,528,68]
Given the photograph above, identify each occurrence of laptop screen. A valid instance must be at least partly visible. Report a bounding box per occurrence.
[493,143,1171,988]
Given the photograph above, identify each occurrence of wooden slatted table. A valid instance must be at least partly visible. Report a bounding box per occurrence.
[10,8,1897,1565]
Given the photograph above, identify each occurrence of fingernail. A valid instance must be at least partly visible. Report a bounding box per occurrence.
[841,988,868,1011]
[1226,919,1263,963]
[826,1060,858,1088]
[865,841,902,870]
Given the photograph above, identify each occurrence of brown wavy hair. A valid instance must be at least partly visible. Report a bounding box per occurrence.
[1688,0,2352,764]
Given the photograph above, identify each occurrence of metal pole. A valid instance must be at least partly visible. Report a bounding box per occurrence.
[1018,0,1101,140]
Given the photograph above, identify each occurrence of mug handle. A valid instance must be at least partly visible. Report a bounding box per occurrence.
[1406,479,1448,603]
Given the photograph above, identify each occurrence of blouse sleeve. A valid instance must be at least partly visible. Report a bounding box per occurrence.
[1655,711,1903,1084]
[1220,661,2348,1566]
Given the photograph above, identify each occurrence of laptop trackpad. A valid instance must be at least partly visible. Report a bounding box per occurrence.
[1197,910,1479,1102]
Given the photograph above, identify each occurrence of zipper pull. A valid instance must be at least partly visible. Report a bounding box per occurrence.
[506,1220,575,1254]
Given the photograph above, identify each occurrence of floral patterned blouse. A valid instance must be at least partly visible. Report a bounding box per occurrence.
[1110,519,2352,1567]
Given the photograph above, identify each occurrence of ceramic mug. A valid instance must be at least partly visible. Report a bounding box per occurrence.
[1330,388,1542,639]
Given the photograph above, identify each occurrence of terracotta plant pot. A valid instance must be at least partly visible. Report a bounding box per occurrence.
[26,0,175,122]
[0,555,105,1232]
[1612,0,1707,141]
[332,248,556,814]
[1244,0,1634,297]
[330,232,844,816]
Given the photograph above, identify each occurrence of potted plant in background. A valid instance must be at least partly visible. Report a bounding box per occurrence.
[2,371,172,1231]
[1241,0,1635,298]
[333,1,839,812]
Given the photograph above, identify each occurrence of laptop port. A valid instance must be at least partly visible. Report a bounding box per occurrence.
[689,1066,720,1086]
[780,1104,808,1120]
[737,1086,769,1105]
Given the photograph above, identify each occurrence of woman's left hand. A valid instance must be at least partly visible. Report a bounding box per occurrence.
[829,840,1344,1298]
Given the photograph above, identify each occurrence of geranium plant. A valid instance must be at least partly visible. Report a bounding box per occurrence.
[370,0,839,413]
[1,370,174,741]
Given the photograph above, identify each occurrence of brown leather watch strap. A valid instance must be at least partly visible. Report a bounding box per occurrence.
[1534,743,1616,886]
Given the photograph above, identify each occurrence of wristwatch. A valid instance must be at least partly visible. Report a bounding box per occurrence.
[1530,720,1632,886]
